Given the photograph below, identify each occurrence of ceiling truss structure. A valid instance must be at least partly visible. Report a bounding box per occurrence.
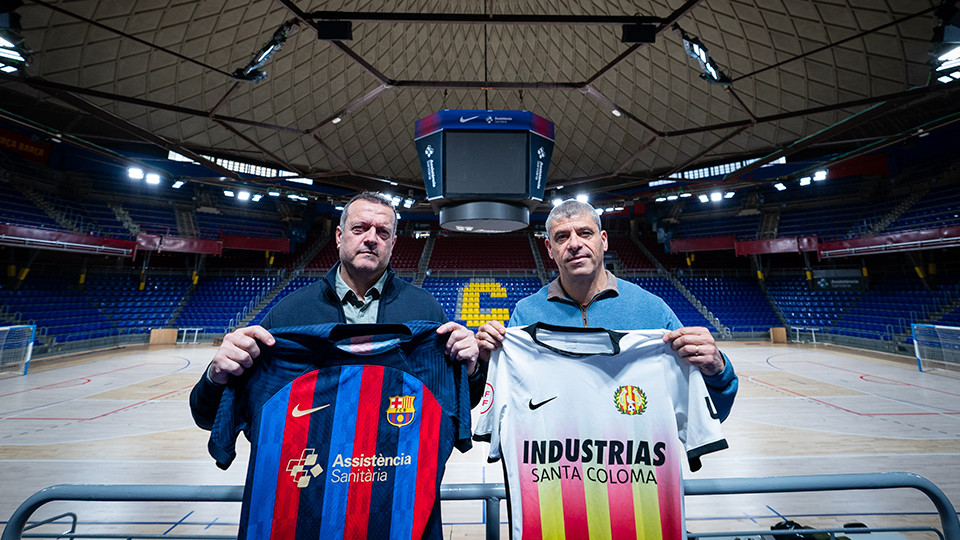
[0,0,957,209]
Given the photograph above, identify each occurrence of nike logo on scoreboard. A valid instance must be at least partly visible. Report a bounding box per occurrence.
[459,115,479,123]
[291,403,330,418]
[528,396,557,410]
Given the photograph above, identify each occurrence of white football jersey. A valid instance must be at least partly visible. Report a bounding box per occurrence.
[474,324,727,540]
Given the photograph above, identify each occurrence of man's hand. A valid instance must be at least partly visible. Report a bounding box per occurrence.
[663,326,724,376]
[437,322,480,375]
[207,326,276,385]
[476,320,507,363]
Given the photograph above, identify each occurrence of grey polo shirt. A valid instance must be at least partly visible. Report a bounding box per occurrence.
[334,268,389,324]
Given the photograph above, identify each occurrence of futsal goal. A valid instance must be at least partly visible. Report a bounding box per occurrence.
[912,323,960,374]
[0,324,36,376]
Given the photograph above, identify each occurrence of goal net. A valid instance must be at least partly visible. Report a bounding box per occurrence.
[0,324,36,376]
[912,323,960,374]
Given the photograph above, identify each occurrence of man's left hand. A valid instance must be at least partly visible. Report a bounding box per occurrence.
[663,326,724,376]
[437,322,480,376]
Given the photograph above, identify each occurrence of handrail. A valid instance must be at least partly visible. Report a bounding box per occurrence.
[3,473,957,540]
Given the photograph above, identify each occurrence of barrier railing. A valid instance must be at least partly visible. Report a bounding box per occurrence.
[3,473,957,540]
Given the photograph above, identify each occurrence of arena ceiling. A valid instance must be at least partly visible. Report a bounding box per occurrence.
[1,0,959,209]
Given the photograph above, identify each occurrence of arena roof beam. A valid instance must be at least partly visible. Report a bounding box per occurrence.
[34,86,241,180]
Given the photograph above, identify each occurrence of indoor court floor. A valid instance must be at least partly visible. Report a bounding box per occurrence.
[1,340,958,539]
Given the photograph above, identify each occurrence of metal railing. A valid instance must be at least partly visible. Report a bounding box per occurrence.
[3,473,957,540]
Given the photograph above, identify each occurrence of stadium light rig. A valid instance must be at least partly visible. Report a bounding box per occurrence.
[0,0,30,73]
[931,1,960,82]
[232,19,299,82]
[675,25,731,85]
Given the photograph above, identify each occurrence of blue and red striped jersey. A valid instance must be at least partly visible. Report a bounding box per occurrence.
[208,321,472,540]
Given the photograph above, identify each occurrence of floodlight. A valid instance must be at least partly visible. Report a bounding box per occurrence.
[237,191,251,201]
[334,205,345,211]
[774,183,786,191]
[233,20,298,82]
[614,206,624,211]
[171,180,184,189]
[680,192,692,198]
[0,2,30,72]
[224,190,235,197]
[332,116,343,124]
[611,109,622,117]
[939,75,956,83]
[799,177,811,186]
[576,194,589,203]
[667,195,678,201]
[655,197,667,203]
[676,25,732,85]
[595,208,604,215]
[252,194,263,202]
[268,191,280,197]
[724,192,735,199]
[552,198,563,207]
[710,192,722,202]
[403,198,415,209]
[813,170,827,181]
[145,173,160,185]
[698,194,709,203]
[128,167,144,180]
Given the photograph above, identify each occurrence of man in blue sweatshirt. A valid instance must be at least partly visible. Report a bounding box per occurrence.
[476,199,737,420]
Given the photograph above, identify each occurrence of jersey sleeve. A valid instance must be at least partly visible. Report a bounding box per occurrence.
[472,347,506,462]
[664,348,728,469]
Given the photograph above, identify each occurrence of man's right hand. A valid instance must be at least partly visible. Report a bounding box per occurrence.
[207,326,276,385]
[476,320,507,363]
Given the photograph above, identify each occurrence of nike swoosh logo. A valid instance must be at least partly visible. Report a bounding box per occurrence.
[528,396,557,410]
[459,115,479,123]
[291,403,330,418]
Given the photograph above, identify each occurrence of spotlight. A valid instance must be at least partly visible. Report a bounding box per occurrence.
[774,183,786,191]
[128,167,144,180]
[145,173,161,185]
[0,1,30,72]
[232,20,298,82]
[676,25,731,85]
[930,4,960,81]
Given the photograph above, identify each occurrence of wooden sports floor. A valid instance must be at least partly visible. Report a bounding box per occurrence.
[1,340,958,539]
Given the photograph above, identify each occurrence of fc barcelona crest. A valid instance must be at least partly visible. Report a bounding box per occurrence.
[614,385,647,415]
[387,395,416,427]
